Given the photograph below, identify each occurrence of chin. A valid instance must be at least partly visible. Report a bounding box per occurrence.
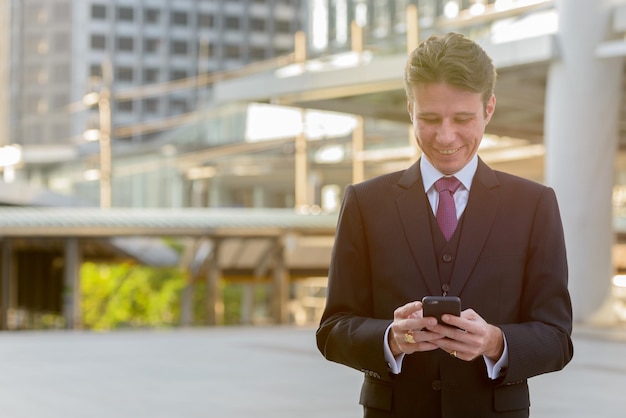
[436,163,462,175]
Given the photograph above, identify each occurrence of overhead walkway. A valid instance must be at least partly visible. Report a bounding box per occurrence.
[213,34,556,143]
[210,1,626,148]
[0,207,338,330]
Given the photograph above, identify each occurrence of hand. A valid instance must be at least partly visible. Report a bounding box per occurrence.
[430,308,504,361]
[388,301,444,356]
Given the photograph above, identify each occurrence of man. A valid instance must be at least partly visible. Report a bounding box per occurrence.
[316,32,573,418]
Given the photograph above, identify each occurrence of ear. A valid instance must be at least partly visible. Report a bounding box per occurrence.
[484,95,496,124]
[407,100,413,121]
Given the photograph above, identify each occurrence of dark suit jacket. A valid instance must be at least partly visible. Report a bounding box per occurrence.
[316,158,573,418]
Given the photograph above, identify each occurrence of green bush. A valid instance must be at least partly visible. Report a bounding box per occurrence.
[81,262,187,330]
[80,262,263,329]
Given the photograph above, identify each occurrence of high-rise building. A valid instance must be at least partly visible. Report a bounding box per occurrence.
[3,0,306,202]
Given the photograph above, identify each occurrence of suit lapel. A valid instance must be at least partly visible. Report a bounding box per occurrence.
[395,160,442,296]
[449,158,500,296]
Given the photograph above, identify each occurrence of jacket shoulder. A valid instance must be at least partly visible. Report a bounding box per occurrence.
[491,170,551,195]
[347,171,409,202]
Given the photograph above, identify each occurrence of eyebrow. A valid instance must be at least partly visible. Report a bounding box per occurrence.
[417,111,476,117]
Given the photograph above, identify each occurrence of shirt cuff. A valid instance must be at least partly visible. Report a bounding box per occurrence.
[483,332,509,379]
[384,324,405,374]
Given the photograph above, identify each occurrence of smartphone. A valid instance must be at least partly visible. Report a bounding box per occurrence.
[422,296,461,324]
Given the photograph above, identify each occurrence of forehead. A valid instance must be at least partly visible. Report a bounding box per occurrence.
[411,82,484,113]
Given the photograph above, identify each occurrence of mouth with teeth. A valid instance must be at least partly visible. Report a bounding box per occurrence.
[437,148,459,155]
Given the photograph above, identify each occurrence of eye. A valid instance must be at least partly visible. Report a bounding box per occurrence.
[419,116,440,124]
[454,115,475,124]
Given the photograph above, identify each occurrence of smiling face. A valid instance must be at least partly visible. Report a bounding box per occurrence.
[408,82,496,175]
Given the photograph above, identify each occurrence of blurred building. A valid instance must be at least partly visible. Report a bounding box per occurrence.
[0,0,306,203]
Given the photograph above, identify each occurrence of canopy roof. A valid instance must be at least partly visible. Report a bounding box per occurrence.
[0,207,338,237]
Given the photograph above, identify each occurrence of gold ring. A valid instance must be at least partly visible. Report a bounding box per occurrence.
[450,350,457,358]
[404,332,415,344]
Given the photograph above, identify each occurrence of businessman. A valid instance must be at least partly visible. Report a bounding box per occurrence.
[316,32,573,417]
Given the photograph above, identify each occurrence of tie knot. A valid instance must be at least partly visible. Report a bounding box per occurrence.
[435,176,461,194]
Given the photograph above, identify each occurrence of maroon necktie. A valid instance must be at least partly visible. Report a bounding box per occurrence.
[435,176,461,241]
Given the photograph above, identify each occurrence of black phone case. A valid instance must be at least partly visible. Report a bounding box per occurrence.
[422,296,461,323]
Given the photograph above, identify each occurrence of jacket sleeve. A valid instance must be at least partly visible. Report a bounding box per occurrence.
[315,184,394,381]
[499,186,574,384]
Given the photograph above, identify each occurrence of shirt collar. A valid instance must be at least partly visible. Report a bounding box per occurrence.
[420,154,478,192]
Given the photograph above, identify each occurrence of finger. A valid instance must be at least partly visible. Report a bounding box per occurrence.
[441,314,465,329]
[430,323,462,341]
[461,308,478,317]
[399,333,445,354]
[405,327,447,344]
[393,316,438,336]
[394,301,422,319]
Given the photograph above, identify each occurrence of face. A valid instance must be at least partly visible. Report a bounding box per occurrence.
[407,82,496,175]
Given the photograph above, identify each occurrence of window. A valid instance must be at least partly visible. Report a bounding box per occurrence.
[171,11,188,26]
[90,64,102,78]
[24,125,44,144]
[51,64,71,83]
[170,98,188,114]
[144,68,159,83]
[117,66,134,82]
[91,4,106,19]
[198,14,213,28]
[275,48,291,56]
[225,45,240,58]
[37,40,49,54]
[53,3,71,21]
[275,20,291,32]
[37,97,50,115]
[225,17,240,30]
[37,70,48,84]
[26,4,44,22]
[144,38,160,53]
[36,9,48,23]
[145,9,160,23]
[53,123,70,141]
[250,18,265,31]
[25,35,40,54]
[170,70,187,81]
[91,34,106,50]
[171,41,188,55]
[250,47,265,60]
[53,32,70,52]
[117,36,134,51]
[143,98,159,113]
[52,93,70,109]
[117,6,134,21]
[117,100,134,112]
[25,67,44,84]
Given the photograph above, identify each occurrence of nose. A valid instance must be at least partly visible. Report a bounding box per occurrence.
[436,119,456,145]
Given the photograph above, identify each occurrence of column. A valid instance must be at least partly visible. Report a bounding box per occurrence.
[0,240,11,330]
[544,0,624,323]
[273,237,289,324]
[352,115,364,184]
[63,238,82,329]
[295,127,308,209]
[206,240,223,326]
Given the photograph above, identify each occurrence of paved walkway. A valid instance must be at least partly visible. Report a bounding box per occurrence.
[0,324,624,417]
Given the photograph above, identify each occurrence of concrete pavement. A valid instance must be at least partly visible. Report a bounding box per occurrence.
[0,324,624,417]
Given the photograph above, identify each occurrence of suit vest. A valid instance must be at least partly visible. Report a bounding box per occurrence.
[429,210,465,296]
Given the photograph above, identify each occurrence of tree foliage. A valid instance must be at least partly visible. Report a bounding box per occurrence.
[80,262,255,330]
[81,262,187,330]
